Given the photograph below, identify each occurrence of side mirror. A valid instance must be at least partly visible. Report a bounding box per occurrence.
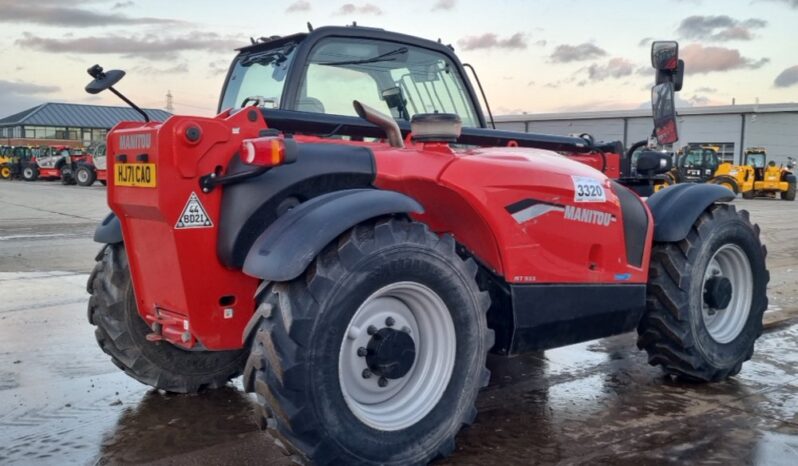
[85,65,125,95]
[656,59,684,92]
[651,41,678,71]
[651,82,679,145]
[636,150,673,175]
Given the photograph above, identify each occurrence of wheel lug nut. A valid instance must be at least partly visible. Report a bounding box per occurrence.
[357,347,368,357]
[385,317,395,327]
[401,326,411,334]
[367,325,378,335]
[378,377,388,387]
[362,369,372,379]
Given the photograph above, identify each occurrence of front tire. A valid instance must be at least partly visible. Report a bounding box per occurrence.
[783,181,796,201]
[244,218,493,465]
[88,244,246,393]
[22,165,38,181]
[709,176,739,195]
[76,165,96,186]
[637,204,768,381]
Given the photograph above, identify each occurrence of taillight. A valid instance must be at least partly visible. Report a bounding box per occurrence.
[241,137,285,167]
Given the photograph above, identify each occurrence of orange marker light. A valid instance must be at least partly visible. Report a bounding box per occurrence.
[241,136,285,167]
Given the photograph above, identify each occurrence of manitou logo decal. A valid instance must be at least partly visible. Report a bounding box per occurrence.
[563,205,615,227]
[119,133,151,150]
[506,198,614,228]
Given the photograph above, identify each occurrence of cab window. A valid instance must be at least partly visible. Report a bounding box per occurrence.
[295,38,480,127]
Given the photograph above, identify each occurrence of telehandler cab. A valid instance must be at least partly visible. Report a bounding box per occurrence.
[85,28,767,465]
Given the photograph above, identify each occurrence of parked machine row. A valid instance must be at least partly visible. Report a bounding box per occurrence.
[0,143,107,186]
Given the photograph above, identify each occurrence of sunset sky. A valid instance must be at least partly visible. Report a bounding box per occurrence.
[0,0,796,117]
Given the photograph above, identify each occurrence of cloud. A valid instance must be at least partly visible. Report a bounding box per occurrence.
[457,33,526,51]
[335,3,383,15]
[680,43,769,73]
[638,37,653,47]
[774,65,798,87]
[208,59,230,76]
[549,43,606,63]
[695,86,718,93]
[0,1,181,27]
[15,31,245,60]
[764,0,798,8]
[586,57,635,80]
[0,80,60,96]
[676,15,767,41]
[286,0,310,12]
[112,1,134,9]
[132,63,189,75]
[432,0,456,10]
[0,80,61,116]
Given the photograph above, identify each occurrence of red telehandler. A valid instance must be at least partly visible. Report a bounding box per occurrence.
[85,28,766,465]
[74,142,108,186]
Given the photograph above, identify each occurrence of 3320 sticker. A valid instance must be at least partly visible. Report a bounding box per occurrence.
[572,176,606,203]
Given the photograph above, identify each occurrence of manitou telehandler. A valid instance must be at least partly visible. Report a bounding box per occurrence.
[74,142,108,186]
[85,29,767,465]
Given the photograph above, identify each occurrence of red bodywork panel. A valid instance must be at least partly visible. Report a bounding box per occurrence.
[38,167,61,179]
[106,111,652,351]
[375,143,650,283]
[565,151,621,180]
[106,110,264,350]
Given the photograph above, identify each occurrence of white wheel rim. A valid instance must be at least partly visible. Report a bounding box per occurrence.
[78,170,88,183]
[338,281,456,431]
[24,168,32,177]
[701,244,753,344]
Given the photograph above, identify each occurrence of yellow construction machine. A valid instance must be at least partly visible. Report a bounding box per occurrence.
[714,147,795,200]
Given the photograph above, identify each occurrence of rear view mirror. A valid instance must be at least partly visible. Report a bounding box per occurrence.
[651,82,678,145]
[85,65,125,95]
[651,41,679,71]
[656,59,684,92]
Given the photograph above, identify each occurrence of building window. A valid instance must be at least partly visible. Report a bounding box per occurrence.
[91,128,107,143]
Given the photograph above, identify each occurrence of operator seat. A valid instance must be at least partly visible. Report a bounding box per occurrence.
[297,97,325,114]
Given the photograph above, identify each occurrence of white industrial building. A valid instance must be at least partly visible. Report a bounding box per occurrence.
[494,103,798,165]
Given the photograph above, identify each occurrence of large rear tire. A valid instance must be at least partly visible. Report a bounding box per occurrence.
[637,204,768,382]
[244,218,493,465]
[88,244,246,393]
[782,181,796,201]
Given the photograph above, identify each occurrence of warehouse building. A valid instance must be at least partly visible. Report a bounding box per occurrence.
[495,103,798,165]
[0,102,171,148]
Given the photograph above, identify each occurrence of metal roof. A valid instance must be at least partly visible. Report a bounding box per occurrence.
[495,102,798,123]
[0,102,172,129]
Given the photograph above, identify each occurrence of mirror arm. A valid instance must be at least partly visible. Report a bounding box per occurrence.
[108,87,150,123]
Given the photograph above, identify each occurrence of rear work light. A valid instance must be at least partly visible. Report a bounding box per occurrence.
[241,136,287,167]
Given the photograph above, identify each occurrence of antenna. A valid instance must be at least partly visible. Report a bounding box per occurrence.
[166,90,174,113]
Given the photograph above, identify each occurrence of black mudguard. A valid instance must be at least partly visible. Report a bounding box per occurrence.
[94,212,123,244]
[647,183,735,242]
[242,189,423,281]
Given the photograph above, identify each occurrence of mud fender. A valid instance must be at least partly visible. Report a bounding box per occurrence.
[94,212,123,244]
[242,189,423,281]
[646,183,735,242]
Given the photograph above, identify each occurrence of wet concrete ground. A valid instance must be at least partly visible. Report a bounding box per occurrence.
[1,181,797,465]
